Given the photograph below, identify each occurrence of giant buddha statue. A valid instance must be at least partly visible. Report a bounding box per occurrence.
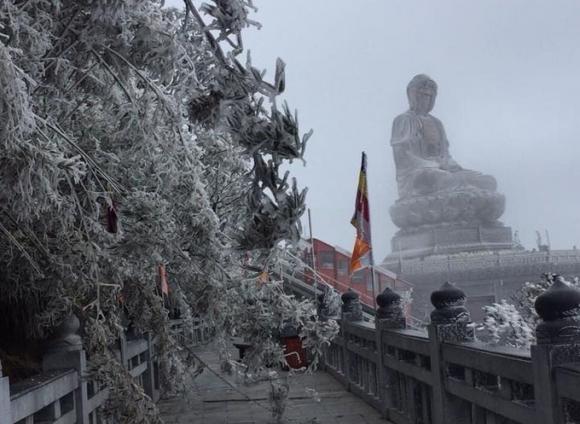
[392,75,498,199]
[385,75,512,261]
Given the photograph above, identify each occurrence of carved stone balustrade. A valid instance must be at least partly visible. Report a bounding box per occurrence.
[531,274,580,424]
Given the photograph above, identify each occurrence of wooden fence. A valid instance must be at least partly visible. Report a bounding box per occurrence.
[0,317,210,424]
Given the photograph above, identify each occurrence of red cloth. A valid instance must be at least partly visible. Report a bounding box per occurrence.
[106,202,118,233]
[283,336,307,369]
[158,264,169,296]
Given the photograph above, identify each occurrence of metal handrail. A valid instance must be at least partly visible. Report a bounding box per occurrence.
[281,250,374,305]
[280,249,427,330]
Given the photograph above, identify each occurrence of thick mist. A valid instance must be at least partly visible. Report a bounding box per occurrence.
[168,0,580,259]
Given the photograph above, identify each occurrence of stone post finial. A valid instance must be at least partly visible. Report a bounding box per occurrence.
[317,284,331,321]
[535,274,580,345]
[376,287,406,328]
[430,282,473,342]
[341,289,363,322]
[45,313,83,353]
[430,282,470,325]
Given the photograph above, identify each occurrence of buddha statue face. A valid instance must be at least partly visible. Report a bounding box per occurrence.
[407,74,437,115]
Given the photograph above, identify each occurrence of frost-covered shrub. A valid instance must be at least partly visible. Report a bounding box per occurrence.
[479,300,535,349]
[479,274,579,349]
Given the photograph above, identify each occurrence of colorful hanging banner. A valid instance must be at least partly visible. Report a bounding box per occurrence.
[350,152,373,273]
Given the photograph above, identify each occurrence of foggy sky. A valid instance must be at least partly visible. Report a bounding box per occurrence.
[167,0,580,260]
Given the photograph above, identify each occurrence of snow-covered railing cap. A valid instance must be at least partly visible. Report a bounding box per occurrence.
[376,287,406,328]
[535,274,580,344]
[377,287,401,308]
[430,282,471,324]
[45,313,83,353]
[341,289,359,303]
[341,289,363,322]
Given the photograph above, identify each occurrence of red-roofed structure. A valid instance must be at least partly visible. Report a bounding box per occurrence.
[301,238,413,309]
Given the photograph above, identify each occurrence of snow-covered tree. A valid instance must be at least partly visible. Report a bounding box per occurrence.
[478,274,579,349]
[478,300,535,349]
[0,1,335,422]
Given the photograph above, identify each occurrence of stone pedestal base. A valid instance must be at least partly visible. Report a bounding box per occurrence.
[386,223,513,261]
[390,189,505,229]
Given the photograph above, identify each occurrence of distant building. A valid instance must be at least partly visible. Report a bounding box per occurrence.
[301,238,413,307]
[384,248,580,322]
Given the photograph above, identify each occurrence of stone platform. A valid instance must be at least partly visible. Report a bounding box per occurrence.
[158,343,388,424]
[386,223,513,261]
[382,249,580,321]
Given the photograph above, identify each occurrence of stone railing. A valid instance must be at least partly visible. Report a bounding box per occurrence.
[169,317,212,347]
[0,316,210,424]
[398,249,580,277]
[323,277,580,424]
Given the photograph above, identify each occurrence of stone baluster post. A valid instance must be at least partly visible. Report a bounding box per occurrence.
[143,333,159,402]
[341,289,363,322]
[341,290,363,388]
[428,282,473,424]
[531,274,580,424]
[118,331,129,370]
[316,284,331,322]
[42,313,89,424]
[376,287,406,328]
[375,287,406,417]
[0,360,11,424]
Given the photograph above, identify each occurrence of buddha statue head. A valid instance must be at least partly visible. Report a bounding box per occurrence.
[407,74,437,115]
